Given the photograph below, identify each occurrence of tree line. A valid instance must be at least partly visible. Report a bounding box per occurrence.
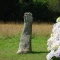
[0,0,60,23]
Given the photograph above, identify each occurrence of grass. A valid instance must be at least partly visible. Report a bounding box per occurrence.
[0,23,52,36]
[0,23,53,60]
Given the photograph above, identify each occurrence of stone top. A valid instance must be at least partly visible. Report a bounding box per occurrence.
[24,12,33,23]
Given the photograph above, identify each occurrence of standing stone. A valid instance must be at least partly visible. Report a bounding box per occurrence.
[17,12,33,53]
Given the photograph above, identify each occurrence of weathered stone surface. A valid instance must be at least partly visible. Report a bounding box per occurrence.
[17,12,33,54]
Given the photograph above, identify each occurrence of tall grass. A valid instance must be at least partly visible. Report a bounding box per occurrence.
[0,23,53,37]
[32,23,53,36]
[0,23,23,37]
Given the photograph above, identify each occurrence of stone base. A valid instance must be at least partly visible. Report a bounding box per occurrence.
[17,50,31,54]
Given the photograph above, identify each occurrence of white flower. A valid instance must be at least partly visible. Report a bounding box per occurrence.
[47,18,60,60]
[47,37,54,51]
[52,22,60,33]
[58,46,60,50]
[51,42,60,51]
[47,37,53,45]
[46,50,54,60]
[50,33,54,37]
[54,49,60,57]
[56,17,60,23]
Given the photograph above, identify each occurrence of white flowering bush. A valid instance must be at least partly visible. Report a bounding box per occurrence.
[46,17,60,60]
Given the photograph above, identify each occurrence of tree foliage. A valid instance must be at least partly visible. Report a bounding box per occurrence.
[0,0,60,23]
[0,0,20,22]
[47,0,60,13]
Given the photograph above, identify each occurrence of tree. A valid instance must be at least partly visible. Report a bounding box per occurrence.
[0,0,20,21]
[47,0,60,13]
[19,0,33,3]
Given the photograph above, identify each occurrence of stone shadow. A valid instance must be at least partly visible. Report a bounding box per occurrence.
[31,51,49,54]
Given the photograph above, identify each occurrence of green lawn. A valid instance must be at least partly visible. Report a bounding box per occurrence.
[0,34,49,60]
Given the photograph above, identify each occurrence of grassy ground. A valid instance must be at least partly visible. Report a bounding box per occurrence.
[0,23,53,60]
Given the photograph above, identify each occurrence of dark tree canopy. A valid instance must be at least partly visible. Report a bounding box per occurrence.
[19,0,33,3]
[22,0,33,3]
[0,0,20,22]
[0,0,60,23]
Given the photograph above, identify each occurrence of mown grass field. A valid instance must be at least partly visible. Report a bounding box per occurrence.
[0,23,53,60]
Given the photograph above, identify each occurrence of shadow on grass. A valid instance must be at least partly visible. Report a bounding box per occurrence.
[31,51,49,54]
[17,51,49,54]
